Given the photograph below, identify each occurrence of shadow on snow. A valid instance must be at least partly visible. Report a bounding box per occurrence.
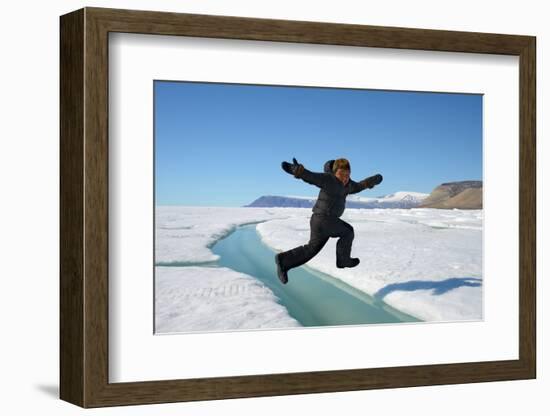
[374,277,482,299]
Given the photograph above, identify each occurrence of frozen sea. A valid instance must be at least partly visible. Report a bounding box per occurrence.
[155,206,482,333]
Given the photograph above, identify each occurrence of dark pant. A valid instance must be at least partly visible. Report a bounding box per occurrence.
[278,214,355,271]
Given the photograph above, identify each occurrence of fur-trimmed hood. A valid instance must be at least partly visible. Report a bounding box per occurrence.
[324,159,351,173]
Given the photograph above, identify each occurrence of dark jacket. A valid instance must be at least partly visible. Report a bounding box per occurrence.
[298,160,369,218]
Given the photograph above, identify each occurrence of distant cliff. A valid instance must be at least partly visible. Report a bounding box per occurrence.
[419,181,482,209]
[245,195,315,208]
[245,192,429,209]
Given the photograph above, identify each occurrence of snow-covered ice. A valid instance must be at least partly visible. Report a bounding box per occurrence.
[155,205,483,332]
[155,206,296,333]
[257,208,482,322]
[155,206,291,264]
[155,266,300,333]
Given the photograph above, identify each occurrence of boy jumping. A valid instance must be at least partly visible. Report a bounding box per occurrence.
[275,157,383,284]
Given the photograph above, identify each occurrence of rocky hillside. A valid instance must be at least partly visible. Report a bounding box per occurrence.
[419,181,482,209]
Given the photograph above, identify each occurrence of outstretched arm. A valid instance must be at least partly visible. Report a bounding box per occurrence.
[298,167,331,189]
[281,158,330,189]
[348,174,383,194]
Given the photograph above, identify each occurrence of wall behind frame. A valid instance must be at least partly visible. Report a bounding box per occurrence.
[0,0,545,415]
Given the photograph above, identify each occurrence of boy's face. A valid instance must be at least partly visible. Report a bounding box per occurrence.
[335,168,350,185]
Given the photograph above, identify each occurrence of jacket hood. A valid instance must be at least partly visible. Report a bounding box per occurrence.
[324,160,335,173]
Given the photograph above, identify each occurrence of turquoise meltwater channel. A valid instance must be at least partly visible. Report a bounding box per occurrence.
[210,223,420,327]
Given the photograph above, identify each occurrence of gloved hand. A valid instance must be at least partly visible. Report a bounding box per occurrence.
[361,174,383,189]
[281,158,305,178]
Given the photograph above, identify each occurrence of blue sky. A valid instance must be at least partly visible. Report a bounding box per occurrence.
[155,81,482,207]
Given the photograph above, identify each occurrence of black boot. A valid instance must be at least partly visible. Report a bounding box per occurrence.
[336,257,360,269]
[275,253,289,284]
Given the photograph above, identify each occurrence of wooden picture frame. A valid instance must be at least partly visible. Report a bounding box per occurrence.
[60,7,536,408]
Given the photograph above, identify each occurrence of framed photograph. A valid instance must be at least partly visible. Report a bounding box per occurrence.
[60,7,536,408]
